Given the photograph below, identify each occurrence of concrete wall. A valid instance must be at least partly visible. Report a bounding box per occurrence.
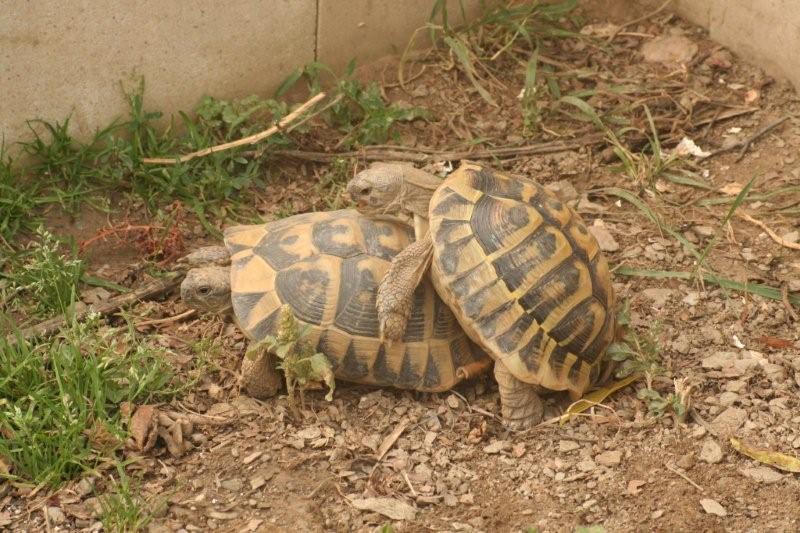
[1,0,479,146]
[671,0,800,89]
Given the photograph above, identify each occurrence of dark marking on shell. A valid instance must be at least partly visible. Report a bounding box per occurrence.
[518,259,581,328]
[402,285,427,343]
[468,168,524,200]
[359,218,404,261]
[547,343,569,374]
[438,234,474,275]
[422,350,441,389]
[247,305,281,341]
[255,229,301,270]
[434,218,469,246]
[432,187,474,216]
[579,311,615,364]
[275,266,330,325]
[518,328,544,373]
[372,344,397,384]
[232,291,269,324]
[548,297,596,356]
[495,312,537,353]
[588,253,609,306]
[470,195,530,255]
[491,226,556,292]
[334,256,380,337]
[449,263,483,300]
[339,341,369,380]
[397,349,421,388]
[461,278,501,320]
[312,219,362,258]
[432,296,457,339]
[474,300,514,339]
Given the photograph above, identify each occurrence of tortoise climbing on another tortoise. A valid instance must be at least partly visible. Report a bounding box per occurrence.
[180,209,492,398]
[346,161,616,428]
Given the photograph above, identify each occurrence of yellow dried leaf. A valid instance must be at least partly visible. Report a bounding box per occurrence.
[559,373,642,425]
[729,437,800,473]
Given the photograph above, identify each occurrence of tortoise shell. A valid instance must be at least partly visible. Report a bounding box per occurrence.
[224,209,490,392]
[427,162,615,395]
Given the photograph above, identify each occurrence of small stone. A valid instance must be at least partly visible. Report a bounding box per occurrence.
[642,288,674,307]
[701,351,736,370]
[700,498,727,517]
[641,35,698,64]
[682,291,700,306]
[446,394,460,409]
[544,180,579,202]
[710,407,747,437]
[781,230,799,244]
[221,478,243,492]
[718,392,739,407]
[588,221,619,252]
[699,440,724,464]
[243,451,263,465]
[558,440,580,453]
[75,477,95,498]
[741,466,784,484]
[651,509,664,519]
[250,476,266,490]
[483,440,508,454]
[577,459,597,472]
[676,454,695,470]
[793,436,800,449]
[595,450,622,467]
[46,507,66,525]
[725,380,747,393]
[444,493,458,507]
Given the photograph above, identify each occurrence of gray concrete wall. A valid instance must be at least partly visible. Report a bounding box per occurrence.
[671,0,800,89]
[1,0,478,147]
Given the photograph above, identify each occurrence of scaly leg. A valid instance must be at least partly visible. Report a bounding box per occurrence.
[494,360,544,429]
[239,345,281,399]
[377,232,433,343]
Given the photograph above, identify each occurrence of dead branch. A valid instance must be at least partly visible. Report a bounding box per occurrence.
[269,133,607,164]
[736,211,800,251]
[8,274,183,343]
[142,92,326,165]
[704,115,792,161]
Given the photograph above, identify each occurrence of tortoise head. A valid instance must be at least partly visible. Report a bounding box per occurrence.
[346,163,442,222]
[180,266,232,314]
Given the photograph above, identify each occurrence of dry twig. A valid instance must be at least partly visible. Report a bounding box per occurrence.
[142,92,326,164]
[736,212,800,251]
[664,462,705,493]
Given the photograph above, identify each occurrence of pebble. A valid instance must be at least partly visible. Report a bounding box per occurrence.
[483,440,508,454]
[699,440,724,464]
[595,450,622,467]
[710,407,748,436]
[46,507,66,525]
[700,498,727,517]
[577,459,597,472]
[558,440,580,453]
[642,288,674,307]
[741,466,784,484]
[588,221,619,252]
[718,392,739,407]
[676,454,695,470]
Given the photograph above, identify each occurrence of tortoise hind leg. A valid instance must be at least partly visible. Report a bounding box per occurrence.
[494,360,544,429]
[239,345,282,399]
[377,232,433,343]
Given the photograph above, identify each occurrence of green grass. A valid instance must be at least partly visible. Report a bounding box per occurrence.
[0,147,44,247]
[0,316,177,487]
[100,462,167,532]
[1,227,84,318]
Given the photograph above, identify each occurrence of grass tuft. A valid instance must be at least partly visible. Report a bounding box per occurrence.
[0,316,177,487]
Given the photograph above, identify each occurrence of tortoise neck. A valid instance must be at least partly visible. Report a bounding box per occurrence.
[398,166,440,219]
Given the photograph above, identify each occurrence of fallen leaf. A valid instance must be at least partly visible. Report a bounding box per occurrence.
[729,437,800,473]
[740,466,784,484]
[512,443,526,458]
[559,373,641,425]
[757,336,794,349]
[351,497,416,520]
[483,440,508,454]
[129,405,158,451]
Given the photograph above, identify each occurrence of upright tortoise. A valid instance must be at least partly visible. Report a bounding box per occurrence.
[180,209,491,397]
[346,161,616,427]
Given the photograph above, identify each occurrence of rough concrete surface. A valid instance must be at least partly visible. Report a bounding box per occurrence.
[672,0,800,89]
[1,1,317,144]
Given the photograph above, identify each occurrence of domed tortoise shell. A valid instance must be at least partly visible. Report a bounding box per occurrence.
[224,209,490,392]
[427,162,615,395]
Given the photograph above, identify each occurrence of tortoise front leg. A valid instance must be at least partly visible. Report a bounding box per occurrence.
[240,344,282,399]
[493,360,544,429]
[377,232,433,343]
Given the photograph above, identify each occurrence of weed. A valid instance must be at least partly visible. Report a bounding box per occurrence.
[255,304,335,414]
[0,147,44,245]
[100,462,166,532]
[315,157,356,211]
[0,315,176,486]
[2,228,84,318]
[606,301,689,419]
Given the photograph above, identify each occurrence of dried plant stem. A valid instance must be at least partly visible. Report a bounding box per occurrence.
[736,212,800,251]
[142,92,326,164]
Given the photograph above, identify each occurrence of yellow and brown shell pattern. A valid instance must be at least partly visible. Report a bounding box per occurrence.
[223,209,490,392]
[428,163,616,396]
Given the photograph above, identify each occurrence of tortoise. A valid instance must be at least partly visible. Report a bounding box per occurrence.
[345,161,616,428]
[179,209,492,399]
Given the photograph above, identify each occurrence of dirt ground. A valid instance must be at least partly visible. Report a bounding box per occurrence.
[3,1,800,532]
